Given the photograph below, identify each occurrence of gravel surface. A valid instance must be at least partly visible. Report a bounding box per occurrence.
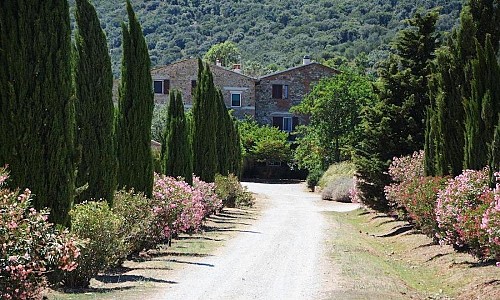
[154,182,359,300]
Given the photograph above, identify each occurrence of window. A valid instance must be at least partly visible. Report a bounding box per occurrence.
[283,85,289,99]
[283,117,292,132]
[153,79,169,94]
[191,80,197,94]
[272,84,289,99]
[272,116,299,132]
[272,84,283,99]
[231,92,242,107]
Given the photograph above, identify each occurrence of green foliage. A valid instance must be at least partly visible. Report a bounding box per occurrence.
[192,60,218,182]
[112,189,157,254]
[291,67,375,170]
[215,89,230,176]
[0,0,76,225]
[321,177,354,202]
[163,90,193,184]
[151,103,169,142]
[116,0,154,197]
[63,201,127,288]
[203,41,240,67]
[214,174,254,208]
[228,114,243,177]
[306,169,324,191]
[74,0,117,205]
[353,10,439,211]
[464,35,500,171]
[72,0,462,76]
[318,161,356,188]
[238,117,292,164]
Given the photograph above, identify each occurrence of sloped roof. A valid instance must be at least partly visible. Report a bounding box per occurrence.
[258,62,338,80]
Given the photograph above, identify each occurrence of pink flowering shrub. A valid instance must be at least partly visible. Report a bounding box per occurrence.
[153,174,206,239]
[435,168,493,256]
[0,167,80,299]
[193,176,223,216]
[481,179,500,262]
[385,151,446,238]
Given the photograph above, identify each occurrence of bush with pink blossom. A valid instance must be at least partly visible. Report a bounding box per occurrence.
[193,175,223,216]
[0,167,80,299]
[385,151,447,238]
[435,168,493,256]
[481,180,500,262]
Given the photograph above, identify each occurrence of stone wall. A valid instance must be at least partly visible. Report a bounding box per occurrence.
[150,59,256,119]
[255,62,337,127]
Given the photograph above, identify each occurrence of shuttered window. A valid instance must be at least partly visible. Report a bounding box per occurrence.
[272,84,283,99]
[153,80,163,94]
[272,116,283,130]
[163,79,170,94]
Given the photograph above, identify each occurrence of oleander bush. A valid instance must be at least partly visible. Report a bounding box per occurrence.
[481,186,500,261]
[193,175,223,216]
[0,167,80,299]
[113,189,158,255]
[61,201,127,288]
[215,174,254,208]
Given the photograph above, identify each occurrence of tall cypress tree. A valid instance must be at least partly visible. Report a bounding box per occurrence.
[116,0,154,197]
[426,1,500,176]
[0,0,76,225]
[215,89,230,176]
[74,0,116,204]
[464,35,500,170]
[228,115,243,177]
[192,60,217,182]
[163,91,193,184]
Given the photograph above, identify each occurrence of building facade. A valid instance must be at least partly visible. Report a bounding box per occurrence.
[149,57,337,128]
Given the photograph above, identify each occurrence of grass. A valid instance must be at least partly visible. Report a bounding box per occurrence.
[325,208,500,299]
[318,161,356,188]
[45,198,264,300]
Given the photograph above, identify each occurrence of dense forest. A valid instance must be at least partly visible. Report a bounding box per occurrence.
[69,0,463,75]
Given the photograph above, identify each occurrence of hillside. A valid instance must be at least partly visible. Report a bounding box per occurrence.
[73,0,463,75]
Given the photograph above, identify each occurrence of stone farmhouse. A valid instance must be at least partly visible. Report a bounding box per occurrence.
[150,56,338,131]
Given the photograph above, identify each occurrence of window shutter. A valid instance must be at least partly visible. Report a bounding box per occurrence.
[292,117,299,130]
[163,79,170,94]
[272,117,283,130]
[272,84,283,99]
[283,85,289,99]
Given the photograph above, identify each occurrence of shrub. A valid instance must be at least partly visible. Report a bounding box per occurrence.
[481,188,500,262]
[306,168,323,191]
[321,176,354,202]
[215,174,254,208]
[318,161,356,188]
[0,168,80,299]
[435,168,492,256]
[153,174,205,238]
[193,176,223,216]
[112,189,157,255]
[61,201,127,288]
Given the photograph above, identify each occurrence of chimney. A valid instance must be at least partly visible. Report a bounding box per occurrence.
[232,64,241,73]
[302,55,311,65]
[216,59,222,67]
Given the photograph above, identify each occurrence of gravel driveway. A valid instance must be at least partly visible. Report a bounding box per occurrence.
[154,182,359,300]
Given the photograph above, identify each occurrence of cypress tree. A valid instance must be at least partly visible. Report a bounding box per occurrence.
[215,89,230,176]
[464,35,500,170]
[228,115,243,177]
[489,115,500,187]
[0,0,76,225]
[116,0,154,197]
[163,91,193,184]
[74,0,116,204]
[192,60,217,182]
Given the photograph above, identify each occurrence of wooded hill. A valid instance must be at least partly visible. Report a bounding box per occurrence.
[72,0,463,75]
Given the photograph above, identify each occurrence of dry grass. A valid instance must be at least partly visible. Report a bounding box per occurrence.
[324,208,500,300]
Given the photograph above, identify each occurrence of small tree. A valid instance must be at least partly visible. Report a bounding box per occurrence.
[203,41,240,67]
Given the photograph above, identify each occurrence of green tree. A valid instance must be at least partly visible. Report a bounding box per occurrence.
[74,0,116,204]
[228,115,243,177]
[163,90,193,184]
[464,35,500,170]
[353,11,439,210]
[291,67,375,170]
[0,0,76,225]
[203,41,240,67]
[192,59,218,182]
[215,89,230,176]
[116,0,154,197]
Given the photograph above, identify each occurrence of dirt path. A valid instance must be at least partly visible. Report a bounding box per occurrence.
[152,182,359,299]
